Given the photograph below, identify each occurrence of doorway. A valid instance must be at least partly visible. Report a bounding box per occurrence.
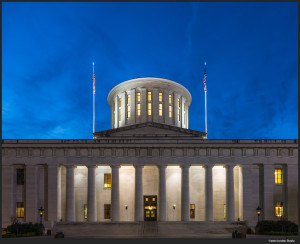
[144,195,157,221]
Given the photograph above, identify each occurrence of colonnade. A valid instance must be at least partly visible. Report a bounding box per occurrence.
[63,164,235,222]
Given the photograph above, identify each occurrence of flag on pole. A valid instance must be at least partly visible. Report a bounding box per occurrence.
[204,62,207,92]
[93,62,96,94]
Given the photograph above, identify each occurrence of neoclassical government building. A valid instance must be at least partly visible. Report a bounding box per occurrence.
[2,77,298,229]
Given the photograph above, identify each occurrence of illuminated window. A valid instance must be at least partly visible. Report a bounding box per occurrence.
[178,98,181,121]
[84,204,87,219]
[148,103,152,115]
[127,95,130,118]
[127,94,131,104]
[159,104,163,116]
[190,204,195,219]
[16,202,24,218]
[104,174,111,188]
[127,106,130,118]
[148,91,152,101]
[17,169,24,185]
[169,95,172,104]
[118,98,122,121]
[137,104,141,116]
[146,198,148,202]
[169,106,172,118]
[184,103,186,124]
[178,98,180,107]
[224,204,226,219]
[152,197,155,201]
[104,204,111,219]
[159,92,163,102]
[275,169,283,184]
[137,92,141,102]
[275,202,283,217]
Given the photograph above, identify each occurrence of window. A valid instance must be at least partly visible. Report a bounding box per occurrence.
[84,204,87,219]
[159,104,163,116]
[137,104,141,116]
[127,95,130,118]
[137,92,141,102]
[169,106,172,118]
[275,202,283,217]
[275,169,283,184]
[118,98,122,121]
[16,202,24,218]
[104,174,111,188]
[190,204,195,219]
[224,204,226,219]
[148,91,152,102]
[184,103,186,124]
[104,204,111,219]
[148,103,152,116]
[169,95,172,104]
[159,92,163,102]
[17,169,24,185]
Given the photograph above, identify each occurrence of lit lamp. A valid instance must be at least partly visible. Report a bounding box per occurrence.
[38,206,45,225]
[256,206,261,225]
[173,204,176,210]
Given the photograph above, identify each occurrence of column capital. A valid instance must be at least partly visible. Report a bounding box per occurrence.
[133,164,144,169]
[180,164,191,168]
[65,164,76,168]
[110,165,121,169]
[203,164,214,169]
[157,165,167,169]
[223,164,235,169]
[86,165,97,169]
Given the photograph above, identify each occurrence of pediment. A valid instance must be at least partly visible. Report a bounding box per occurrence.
[93,122,206,138]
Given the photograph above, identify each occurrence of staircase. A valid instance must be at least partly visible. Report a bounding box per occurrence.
[52,221,246,238]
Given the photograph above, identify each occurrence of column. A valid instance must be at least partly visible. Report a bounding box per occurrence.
[263,164,275,220]
[134,165,144,221]
[87,165,97,222]
[181,165,190,221]
[286,164,298,223]
[111,165,120,221]
[205,164,213,221]
[25,165,38,222]
[47,164,60,222]
[225,165,235,222]
[2,165,14,226]
[66,165,75,222]
[158,165,167,221]
[241,164,254,222]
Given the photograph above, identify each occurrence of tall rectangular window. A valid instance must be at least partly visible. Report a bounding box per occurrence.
[159,92,163,102]
[275,169,283,184]
[184,103,186,124]
[16,202,24,218]
[84,204,87,219]
[178,98,181,121]
[148,91,152,101]
[169,106,172,118]
[148,103,152,116]
[137,92,141,102]
[118,98,122,121]
[17,169,24,185]
[190,204,195,219]
[127,94,130,118]
[224,204,226,219]
[159,104,163,116]
[104,174,111,188]
[169,95,172,104]
[275,202,283,217]
[137,104,141,116]
[104,204,111,219]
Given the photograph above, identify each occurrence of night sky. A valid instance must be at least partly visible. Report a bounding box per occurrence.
[2,2,298,139]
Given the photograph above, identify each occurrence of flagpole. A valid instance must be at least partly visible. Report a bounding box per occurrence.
[204,62,207,139]
[93,62,95,135]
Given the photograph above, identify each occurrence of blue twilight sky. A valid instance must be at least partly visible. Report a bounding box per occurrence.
[2,2,298,139]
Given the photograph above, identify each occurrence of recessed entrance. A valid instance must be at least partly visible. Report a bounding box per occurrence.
[144,195,157,221]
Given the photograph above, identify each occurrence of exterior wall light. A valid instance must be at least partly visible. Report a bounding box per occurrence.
[173,204,176,210]
[125,205,128,210]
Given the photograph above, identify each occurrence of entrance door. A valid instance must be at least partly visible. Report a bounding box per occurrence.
[144,195,157,221]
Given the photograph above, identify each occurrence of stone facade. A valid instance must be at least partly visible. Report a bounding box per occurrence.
[2,77,298,229]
